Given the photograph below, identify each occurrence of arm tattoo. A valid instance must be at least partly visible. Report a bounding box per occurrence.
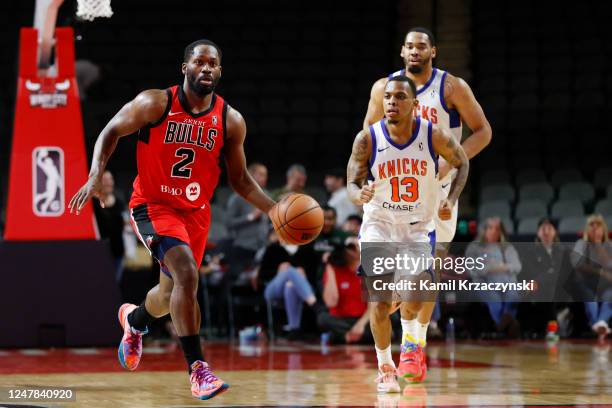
[347,132,370,191]
[442,135,469,203]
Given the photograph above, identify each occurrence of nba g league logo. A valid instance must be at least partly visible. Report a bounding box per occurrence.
[32,146,65,216]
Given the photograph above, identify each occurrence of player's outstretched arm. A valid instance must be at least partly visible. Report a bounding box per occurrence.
[69,89,168,214]
[432,125,469,220]
[362,78,387,130]
[445,75,492,158]
[223,106,276,215]
[346,130,374,206]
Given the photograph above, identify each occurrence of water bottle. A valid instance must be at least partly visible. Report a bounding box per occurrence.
[446,317,456,343]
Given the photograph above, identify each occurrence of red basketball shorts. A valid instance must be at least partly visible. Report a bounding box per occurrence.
[128,202,210,275]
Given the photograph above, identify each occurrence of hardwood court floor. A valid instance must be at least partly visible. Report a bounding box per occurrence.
[0,340,610,407]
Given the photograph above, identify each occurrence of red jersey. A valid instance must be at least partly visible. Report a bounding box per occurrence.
[130,85,226,210]
[324,265,367,318]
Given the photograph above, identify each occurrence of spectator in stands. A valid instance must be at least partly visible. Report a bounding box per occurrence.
[226,162,270,279]
[342,214,362,237]
[466,217,522,338]
[93,170,127,283]
[272,163,307,201]
[570,214,612,341]
[256,229,321,340]
[519,218,574,338]
[318,240,371,344]
[314,206,349,255]
[324,168,361,226]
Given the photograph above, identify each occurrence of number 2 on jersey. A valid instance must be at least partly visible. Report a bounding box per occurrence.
[172,147,195,178]
[390,176,419,202]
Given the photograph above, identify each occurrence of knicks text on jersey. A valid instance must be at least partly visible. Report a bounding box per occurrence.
[131,85,227,210]
[364,117,438,225]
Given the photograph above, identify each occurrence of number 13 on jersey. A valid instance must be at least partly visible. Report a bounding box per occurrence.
[390,176,419,202]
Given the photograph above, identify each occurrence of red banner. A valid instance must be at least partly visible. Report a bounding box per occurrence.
[4,27,98,240]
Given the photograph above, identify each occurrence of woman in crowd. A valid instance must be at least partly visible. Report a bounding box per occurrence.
[570,214,612,341]
[466,217,522,338]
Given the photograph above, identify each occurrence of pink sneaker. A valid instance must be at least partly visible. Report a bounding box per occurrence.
[117,303,147,371]
[397,342,423,381]
[190,360,229,400]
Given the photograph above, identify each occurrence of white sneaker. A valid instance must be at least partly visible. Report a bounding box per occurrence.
[376,364,400,394]
[592,320,611,337]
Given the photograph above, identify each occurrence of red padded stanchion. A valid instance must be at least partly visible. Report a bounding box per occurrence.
[4,27,98,240]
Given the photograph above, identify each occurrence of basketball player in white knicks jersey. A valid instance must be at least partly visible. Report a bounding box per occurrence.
[364,27,492,383]
[348,75,469,392]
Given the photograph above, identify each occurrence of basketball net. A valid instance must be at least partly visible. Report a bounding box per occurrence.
[76,0,113,21]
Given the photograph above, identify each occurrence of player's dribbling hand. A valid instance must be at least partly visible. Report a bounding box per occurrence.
[438,199,453,221]
[267,203,289,245]
[68,177,103,215]
[359,184,375,204]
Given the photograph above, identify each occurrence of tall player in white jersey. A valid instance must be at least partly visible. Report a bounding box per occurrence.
[364,27,492,383]
[348,76,469,393]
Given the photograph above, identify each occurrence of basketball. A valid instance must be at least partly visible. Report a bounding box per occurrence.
[271,193,323,245]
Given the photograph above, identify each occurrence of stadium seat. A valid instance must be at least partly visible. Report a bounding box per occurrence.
[519,182,555,204]
[550,168,583,188]
[515,169,547,186]
[594,168,612,190]
[558,216,586,235]
[551,199,584,219]
[514,199,548,220]
[480,170,511,186]
[478,200,512,220]
[517,217,541,235]
[594,199,612,216]
[480,184,515,203]
[558,182,595,204]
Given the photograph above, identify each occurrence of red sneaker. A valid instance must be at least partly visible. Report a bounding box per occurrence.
[397,342,422,380]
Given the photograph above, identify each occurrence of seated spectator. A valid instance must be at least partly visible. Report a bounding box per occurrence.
[255,229,321,339]
[314,206,349,255]
[226,162,270,279]
[318,241,371,344]
[324,168,361,227]
[342,214,362,237]
[466,217,522,338]
[271,163,307,201]
[518,218,574,338]
[570,214,612,342]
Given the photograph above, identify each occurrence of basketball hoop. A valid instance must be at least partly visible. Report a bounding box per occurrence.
[76,0,113,21]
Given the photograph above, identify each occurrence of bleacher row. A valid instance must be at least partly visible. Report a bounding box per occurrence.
[477,167,612,235]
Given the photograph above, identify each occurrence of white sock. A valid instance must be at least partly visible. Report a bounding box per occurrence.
[401,318,418,345]
[416,321,429,347]
[375,345,395,368]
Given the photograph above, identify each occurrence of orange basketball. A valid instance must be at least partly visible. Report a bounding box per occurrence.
[272,193,323,245]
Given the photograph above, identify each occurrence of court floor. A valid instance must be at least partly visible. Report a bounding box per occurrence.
[0,340,610,407]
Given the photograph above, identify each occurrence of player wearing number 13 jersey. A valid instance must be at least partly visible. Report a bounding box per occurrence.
[347,75,469,394]
[69,40,279,400]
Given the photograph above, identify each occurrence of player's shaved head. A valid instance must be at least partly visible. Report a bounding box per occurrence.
[184,39,222,62]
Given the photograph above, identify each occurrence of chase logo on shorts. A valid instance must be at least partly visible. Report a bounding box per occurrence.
[32,146,64,217]
[186,182,201,201]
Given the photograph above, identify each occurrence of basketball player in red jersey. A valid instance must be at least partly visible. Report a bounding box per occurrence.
[364,28,492,383]
[69,39,279,400]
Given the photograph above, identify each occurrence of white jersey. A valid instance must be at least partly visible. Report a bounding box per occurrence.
[389,67,462,242]
[389,67,462,142]
[363,117,438,227]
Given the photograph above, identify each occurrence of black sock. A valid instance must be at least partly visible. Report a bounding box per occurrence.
[127,301,156,332]
[179,335,205,372]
